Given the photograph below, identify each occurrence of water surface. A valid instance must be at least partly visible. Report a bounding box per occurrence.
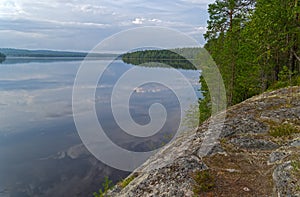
[0,59,200,197]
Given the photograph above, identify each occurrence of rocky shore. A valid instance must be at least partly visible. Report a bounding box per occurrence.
[108,86,300,197]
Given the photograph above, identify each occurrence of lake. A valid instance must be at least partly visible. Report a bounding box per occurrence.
[0,58,200,197]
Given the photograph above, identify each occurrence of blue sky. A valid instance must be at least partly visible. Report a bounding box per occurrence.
[0,0,214,51]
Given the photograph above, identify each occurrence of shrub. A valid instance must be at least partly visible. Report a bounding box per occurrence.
[93,176,113,197]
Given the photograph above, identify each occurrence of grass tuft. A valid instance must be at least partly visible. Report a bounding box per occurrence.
[192,169,216,195]
[120,175,135,188]
[269,123,300,137]
[291,159,300,192]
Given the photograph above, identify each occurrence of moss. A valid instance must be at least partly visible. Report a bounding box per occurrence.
[219,138,227,145]
[120,175,135,188]
[117,173,139,189]
[291,159,300,192]
[292,160,300,174]
[292,161,300,173]
[192,169,216,194]
[269,123,300,138]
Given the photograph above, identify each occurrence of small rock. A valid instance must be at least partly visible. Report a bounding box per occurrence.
[206,143,226,156]
[273,161,294,196]
[226,168,239,173]
[230,137,279,150]
[243,187,250,192]
[290,140,300,147]
[269,152,288,165]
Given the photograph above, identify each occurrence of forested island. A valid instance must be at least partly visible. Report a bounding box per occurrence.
[122,48,203,70]
[0,52,5,63]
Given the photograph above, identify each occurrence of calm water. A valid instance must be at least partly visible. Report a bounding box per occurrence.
[0,59,200,197]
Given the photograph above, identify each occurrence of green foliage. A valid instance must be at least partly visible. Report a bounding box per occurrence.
[199,76,212,123]
[122,48,204,70]
[93,176,113,197]
[269,75,300,90]
[269,123,300,137]
[278,66,293,82]
[192,170,216,194]
[292,160,300,173]
[204,0,300,111]
[296,76,300,85]
[205,0,258,106]
[205,0,255,40]
[291,159,300,191]
[120,176,135,188]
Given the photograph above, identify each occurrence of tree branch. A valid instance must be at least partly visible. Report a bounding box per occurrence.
[292,49,300,62]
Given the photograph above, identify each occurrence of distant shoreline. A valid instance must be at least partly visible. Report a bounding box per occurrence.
[5,56,119,60]
[1,56,122,65]
[0,48,121,61]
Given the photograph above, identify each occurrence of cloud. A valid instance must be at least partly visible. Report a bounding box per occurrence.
[149,18,162,23]
[0,0,212,50]
[44,19,110,29]
[132,18,145,25]
[0,29,46,38]
[131,17,163,25]
[0,74,50,81]
[133,87,165,93]
[187,26,208,35]
[180,0,215,7]
[0,0,27,18]
[69,4,108,14]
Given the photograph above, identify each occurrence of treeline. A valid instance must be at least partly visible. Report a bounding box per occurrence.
[122,48,204,70]
[199,0,300,122]
[0,52,6,63]
[0,48,118,58]
[0,48,88,57]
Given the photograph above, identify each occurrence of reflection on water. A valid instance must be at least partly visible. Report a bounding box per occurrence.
[0,59,200,197]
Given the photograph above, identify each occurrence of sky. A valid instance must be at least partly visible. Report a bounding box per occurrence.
[0,0,214,51]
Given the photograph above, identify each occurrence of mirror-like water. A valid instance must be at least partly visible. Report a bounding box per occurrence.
[0,59,200,197]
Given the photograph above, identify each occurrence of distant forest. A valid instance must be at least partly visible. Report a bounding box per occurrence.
[0,52,5,63]
[0,48,88,57]
[122,48,204,70]
[0,48,118,58]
